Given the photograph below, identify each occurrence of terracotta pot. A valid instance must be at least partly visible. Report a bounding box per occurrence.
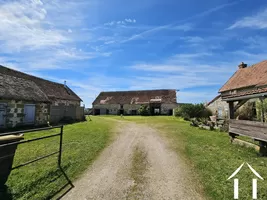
[0,134,24,189]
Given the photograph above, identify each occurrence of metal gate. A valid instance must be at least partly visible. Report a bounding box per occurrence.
[0,126,73,198]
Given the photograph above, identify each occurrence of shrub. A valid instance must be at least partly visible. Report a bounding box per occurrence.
[138,105,150,116]
[235,102,255,120]
[175,103,212,119]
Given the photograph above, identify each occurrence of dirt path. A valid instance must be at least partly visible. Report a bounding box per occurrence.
[63,121,205,200]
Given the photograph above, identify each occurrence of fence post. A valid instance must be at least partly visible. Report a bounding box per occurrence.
[58,126,63,167]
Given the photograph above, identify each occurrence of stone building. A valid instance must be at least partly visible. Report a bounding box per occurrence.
[206,95,229,119]
[0,65,83,128]
[92,89,177,115]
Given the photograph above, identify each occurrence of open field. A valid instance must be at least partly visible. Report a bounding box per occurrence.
[98,116,267,200]
[5,116,114,200]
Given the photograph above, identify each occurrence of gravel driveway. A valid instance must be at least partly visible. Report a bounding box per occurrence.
[62,121,205,200]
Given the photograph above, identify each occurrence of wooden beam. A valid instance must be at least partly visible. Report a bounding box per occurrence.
[229,101,235,119]
[260,97,265,122]
[234,99,248,112]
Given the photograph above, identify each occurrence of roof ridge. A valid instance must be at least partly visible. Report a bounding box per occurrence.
[100,89,177,93]
[0,65,65,86]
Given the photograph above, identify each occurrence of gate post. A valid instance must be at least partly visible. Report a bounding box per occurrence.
[58,126,63,167]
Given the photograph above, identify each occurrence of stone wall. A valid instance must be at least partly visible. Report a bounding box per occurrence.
[161,103,178,115]
[93,104,120,115]
[207,97,229,118]
[35,103,50,125]
[93,103,177,115]
[0,100,49,128]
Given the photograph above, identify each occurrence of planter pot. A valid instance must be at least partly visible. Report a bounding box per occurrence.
[0,134,24,190]
[209,115,217,122]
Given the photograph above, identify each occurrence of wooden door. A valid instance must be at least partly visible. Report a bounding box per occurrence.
[24,104,36,124]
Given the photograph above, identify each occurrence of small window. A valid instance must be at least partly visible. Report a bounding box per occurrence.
[154,108,160,114]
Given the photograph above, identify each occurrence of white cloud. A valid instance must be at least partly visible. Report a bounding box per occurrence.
[0,0,110,71]
[104,18,137,26]
[172,24,193,31]
[122,1,240,43]
[228,8,267,29]
[0,0,70,52]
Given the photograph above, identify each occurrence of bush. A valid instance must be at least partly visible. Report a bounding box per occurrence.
[174,103,212,119]
[138,105,150,116]
[235,102,255,120]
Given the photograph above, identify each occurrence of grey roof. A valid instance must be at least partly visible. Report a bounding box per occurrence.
[0,73,50,102]
[0,65,82,102]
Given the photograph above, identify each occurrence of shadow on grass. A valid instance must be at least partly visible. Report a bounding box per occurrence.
[0,185,13,200]
[46,166,75,199]
[5,165,74,200]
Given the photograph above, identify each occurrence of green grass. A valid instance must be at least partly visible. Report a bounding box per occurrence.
[5,116,114,200]
[127,146,148,200]
[99,115,267,200]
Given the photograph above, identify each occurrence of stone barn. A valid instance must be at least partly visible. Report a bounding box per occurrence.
[0,65,83,129]
[92,89,177,115]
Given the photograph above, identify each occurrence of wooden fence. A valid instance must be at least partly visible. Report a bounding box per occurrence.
[229,119,267,142]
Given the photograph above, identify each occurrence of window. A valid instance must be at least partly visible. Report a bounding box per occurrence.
[154,108,160,114]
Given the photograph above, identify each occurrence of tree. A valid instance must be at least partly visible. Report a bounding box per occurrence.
[138,105,150,116]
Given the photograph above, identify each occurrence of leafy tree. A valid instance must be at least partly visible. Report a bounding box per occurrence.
[138,105,150,116]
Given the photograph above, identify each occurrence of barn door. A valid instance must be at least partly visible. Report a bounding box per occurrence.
[24,104,36,124]
[0,104,6,127]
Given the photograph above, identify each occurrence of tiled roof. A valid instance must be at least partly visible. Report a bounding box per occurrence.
[93,89,177,105]
[221,87,267,100]
[0,73,50,102]
[0,65,82,102]
[219,60,267,92]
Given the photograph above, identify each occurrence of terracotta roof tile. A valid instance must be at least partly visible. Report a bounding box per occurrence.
[219,60,267,92]
[93,89,177,105]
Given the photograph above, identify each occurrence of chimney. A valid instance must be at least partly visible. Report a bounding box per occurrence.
[64,80,67,87]
[238,62,247,69]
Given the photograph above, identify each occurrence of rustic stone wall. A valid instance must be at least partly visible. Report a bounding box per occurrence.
[93,103,177,115]
[0,100,49,128]
[35,103,50,125]
[123,104,142,114]
[161,103,178,115]
[207,97,229,118]
[53,99,80,106]
[93,104,120,115]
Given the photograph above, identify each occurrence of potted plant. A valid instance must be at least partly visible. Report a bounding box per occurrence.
[0,134,24,192]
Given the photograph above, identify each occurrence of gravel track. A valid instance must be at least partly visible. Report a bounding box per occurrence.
[63,121,205,200]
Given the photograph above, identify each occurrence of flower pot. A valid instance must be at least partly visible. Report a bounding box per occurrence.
[209,115,217,122]
[0,134,24,190]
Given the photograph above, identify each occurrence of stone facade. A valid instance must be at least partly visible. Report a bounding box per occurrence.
[0,100,49,128]
[93,103,177,115]
[207,96,229,119]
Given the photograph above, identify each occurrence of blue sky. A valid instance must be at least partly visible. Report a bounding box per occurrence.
[1,0,267,107]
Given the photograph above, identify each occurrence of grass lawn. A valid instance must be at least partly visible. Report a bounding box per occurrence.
[99,115,267,200]
[5,116,114,200]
